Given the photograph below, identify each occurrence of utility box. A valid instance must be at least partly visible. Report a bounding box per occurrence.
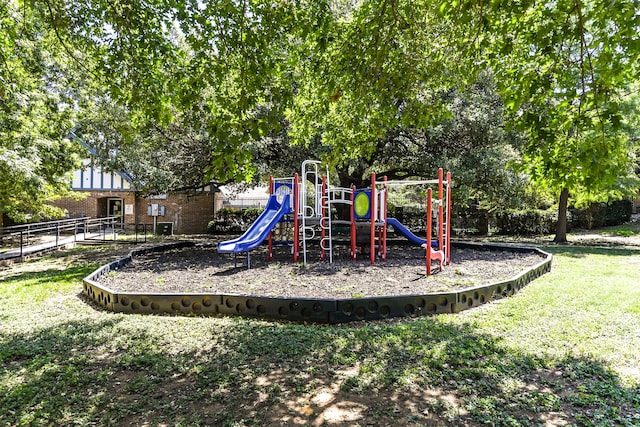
[156,222,173,235]
[147,204,165,216]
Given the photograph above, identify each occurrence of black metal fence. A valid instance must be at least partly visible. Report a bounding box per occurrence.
[0,217,152,259]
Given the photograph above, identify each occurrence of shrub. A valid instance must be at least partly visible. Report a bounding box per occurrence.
[452,205,490,235]
[241,208,262,225]
[569,199,632,229]
[388,206,426,233]
[495,208,558,235]
[604,199,632,226]
[569,204,606,229]
[209,207,264,234]
[392,205,489,236]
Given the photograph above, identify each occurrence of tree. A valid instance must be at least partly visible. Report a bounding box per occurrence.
[74,99,240,195]
[287,0,473,168]
[253,71,535,229]
[6,0,638,237]
[40,0,335,190]
[0,1,84,223]
[440,0,640,242]
[286,0,640,240]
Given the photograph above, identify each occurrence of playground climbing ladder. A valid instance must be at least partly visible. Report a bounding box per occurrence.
[300,160,322,265]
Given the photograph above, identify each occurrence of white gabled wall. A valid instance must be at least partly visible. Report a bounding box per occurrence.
[70,159,133,191]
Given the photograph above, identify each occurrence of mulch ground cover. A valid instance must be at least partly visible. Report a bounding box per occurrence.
[98,243,547,299]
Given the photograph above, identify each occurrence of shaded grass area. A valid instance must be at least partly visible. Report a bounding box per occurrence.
[1,244,639,426]
[595,221,640,237]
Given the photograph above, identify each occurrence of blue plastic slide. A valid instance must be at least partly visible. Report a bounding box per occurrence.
[217,194,292,254]
[386,217,437,248]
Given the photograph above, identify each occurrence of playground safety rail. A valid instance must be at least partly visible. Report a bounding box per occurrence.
[0,217,150,261]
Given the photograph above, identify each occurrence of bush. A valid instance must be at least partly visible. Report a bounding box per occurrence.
[569,204,606,229]
[605,199,633,226]
[495,208,558,235]
[569,199,632,229]
[452,205,490,236]
[209,207,264,234]
[388,206,426,233]
[392,205,489,236]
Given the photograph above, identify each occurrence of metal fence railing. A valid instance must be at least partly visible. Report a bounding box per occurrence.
[0,217,152,260]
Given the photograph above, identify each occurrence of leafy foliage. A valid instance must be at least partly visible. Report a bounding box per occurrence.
[209,207,263,234]
[287,0,473,166]
[41,0,339,192]
[439,0,640,240]
[495,208,559,236]
[0,1,84,221]
[2,0,638,234]
[73,101,236,194]
[570,199,633,230]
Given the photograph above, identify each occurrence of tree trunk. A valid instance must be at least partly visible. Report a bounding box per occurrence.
[476,209,489,235]
[553,187,569,243]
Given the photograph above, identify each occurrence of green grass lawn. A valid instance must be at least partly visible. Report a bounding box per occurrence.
[1,243,639,426]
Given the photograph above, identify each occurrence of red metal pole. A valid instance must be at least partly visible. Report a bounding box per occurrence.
[370,173,376,265]
[382,176,387,261]
[426,187,432,276]
[268,175,274,261]
[293,173,299,263]
[446,171,452,265]
[438,168,444,269]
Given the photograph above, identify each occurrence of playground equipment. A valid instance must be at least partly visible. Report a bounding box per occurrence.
[383,168,452,275]
[216,194,292,268]
[217,160,451,275]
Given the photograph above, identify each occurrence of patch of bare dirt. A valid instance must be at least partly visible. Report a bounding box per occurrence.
[98,243,547,299]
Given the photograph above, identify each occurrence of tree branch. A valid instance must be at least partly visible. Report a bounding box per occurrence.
[575,0,607,141]
[42,0,96,77]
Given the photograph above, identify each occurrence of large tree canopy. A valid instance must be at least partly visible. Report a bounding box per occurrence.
[440,0,640,241]
[252,70,535,227]
[2,0,638,238]
[2,0,334,215]
[286,0,474,165]
[43,0,337,192]
[281,0,639,240]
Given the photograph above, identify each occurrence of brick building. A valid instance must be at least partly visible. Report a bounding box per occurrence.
[53,155,221,235]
